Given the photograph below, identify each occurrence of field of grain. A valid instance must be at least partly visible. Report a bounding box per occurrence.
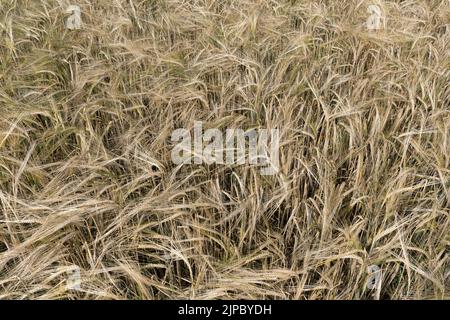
[0,0,448,299]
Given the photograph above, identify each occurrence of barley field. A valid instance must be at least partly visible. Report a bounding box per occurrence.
[0,0,449,300]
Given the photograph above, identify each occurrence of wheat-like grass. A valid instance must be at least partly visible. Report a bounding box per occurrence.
[0,0,449,300]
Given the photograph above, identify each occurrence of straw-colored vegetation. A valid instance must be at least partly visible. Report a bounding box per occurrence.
[0,0,449,299]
